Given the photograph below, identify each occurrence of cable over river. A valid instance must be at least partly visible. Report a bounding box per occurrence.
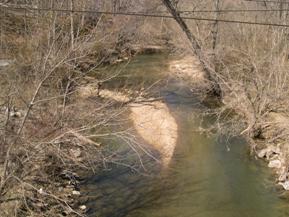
[81,54,289,217]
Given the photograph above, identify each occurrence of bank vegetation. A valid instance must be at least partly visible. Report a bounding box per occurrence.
[1,0,289,216]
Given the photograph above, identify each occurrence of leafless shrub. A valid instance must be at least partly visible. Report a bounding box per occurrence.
[0,1,153,216]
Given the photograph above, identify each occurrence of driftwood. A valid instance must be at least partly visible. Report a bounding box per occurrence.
[161,0,222,98]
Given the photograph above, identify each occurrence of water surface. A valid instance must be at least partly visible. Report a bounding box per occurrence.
[83,54,289,217]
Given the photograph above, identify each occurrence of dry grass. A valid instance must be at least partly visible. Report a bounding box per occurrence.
[0,2,150,216]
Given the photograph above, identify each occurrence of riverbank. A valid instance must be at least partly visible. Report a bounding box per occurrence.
[1,50,288,216]
[168,54,289,191]
[81,53,289,217]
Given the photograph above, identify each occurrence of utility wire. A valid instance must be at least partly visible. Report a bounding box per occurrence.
[2,3,289,14]
[2,5,289,28]
[179,9,289,13]
[244,0,289,4]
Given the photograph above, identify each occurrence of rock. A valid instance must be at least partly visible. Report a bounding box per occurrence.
[79,205,87,211]
[268,159,282,169]
[257,145,281,159]
[38,188,44,195]
[257,148,268,158]
[0,60,12,67]
[273,146,281,155]
[278,173,287,182]
[278,181,289,190]
[10,111,22,118]
[72,190,81,195]
[277,166,287,181]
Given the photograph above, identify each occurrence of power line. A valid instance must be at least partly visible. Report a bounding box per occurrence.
[2,5,289,28]
[244,0,289,4]
[3,3,289,14]
[179,9,289,13]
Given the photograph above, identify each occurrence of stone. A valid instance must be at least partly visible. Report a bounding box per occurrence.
[257,146,281,159]
[10,111,22,118]
[268,159,282,169]
[79,205,87,211]
[278,181,289,190]
[0,60,12,67]
[38,188,44,195]
[72,190,81,195]
[278,173,287,182]
[257,148,268,158]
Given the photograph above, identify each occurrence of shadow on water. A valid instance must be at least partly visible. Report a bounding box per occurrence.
[82,54,289,217]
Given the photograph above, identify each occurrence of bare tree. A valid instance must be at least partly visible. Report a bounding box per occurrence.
[161,0,222,98]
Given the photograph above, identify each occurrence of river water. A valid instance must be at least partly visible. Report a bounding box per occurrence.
[82,54,289,217]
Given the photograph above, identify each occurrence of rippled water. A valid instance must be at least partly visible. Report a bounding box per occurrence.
[82,54,289,217]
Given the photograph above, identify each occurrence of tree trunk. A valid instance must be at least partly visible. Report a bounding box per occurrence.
[279,1,284,20]
[212,0,220,51]
[161,0,222,98]
[69,0,74,50]
[212,0,220,71]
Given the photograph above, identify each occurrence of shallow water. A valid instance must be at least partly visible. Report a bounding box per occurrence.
[83,54,289,217]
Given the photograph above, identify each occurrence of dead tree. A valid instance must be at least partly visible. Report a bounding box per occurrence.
[161,0,222,98]
[212,0,220,70]
[279,0,284,19]
[212,0,220,51]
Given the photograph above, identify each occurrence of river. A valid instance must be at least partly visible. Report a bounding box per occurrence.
[82,54,289,217]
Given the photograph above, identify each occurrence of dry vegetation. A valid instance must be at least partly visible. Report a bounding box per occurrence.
[179,0,289,186]
[2,0,289,216]
[0,0,167,216]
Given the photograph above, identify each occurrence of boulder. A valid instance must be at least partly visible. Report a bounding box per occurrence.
[268,159,282,169]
